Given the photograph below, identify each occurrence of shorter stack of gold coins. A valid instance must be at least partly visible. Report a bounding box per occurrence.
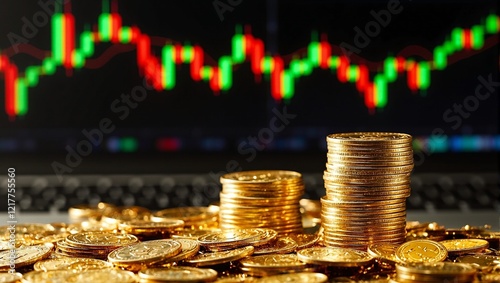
[219,170,305,234]
[55,232,139,260]
[322,132,414,250]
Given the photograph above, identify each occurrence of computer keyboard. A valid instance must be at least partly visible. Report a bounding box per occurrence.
[1,173,498,213]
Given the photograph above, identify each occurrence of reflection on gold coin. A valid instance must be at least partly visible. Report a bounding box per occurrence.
[108,239,182,267]
[439,239,489,255]
[0,272,22,283]
[139,267,218,282]
[395,262,476,283]
[66,232,138,247]
[185,246,254,266]
[0,243,53,270]
[34,257,113,271]
[297,247,373,267]
[258,272,328,283]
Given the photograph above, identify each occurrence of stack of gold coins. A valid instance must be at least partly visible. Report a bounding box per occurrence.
[219,170,305,234]
[55,232,139,260]
[322,132,413,250]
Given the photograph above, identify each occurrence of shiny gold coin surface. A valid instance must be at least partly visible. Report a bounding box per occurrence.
[139,267,218,282]
[297,247,374,267]
[197,229,262,248]
[185,246,254,266]
[240,254,306,269]
[327,132,412,142]
[108,239,182,265]
[455,254,500,268]
[0,243,53,270]
[159,239,200,264]
[33,257,113,271]
[396,240,448,263]
[66,232,139,247]
[152,207,219,223]
[63,269,137,283]
[101,206,151,224]
[220,170,302,184]
[395,262,476,281]
[118,219,184,231]
[258,272,328,283]
[0,272,22,283]
[367,243,401,264]
[439,239,489,255]
[21,270,76,283]
[286,233,319,250]
[253,237,297,255]
[172,229,221,240]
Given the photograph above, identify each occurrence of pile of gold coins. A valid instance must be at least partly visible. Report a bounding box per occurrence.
[322,132,414,250]
[219,170,304,234]
[0,202,499,282]
[0,131,499,282]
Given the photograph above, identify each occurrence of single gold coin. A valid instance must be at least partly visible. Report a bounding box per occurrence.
[0,272,22,283]
[396,239,448,263]
[439,239,489,255]
[108,239,182,266]
[297,247,374,267]
[327,132,412,143]
[63,269,137,283]
[66,232,139,247]
[185,246,254,266]
[33,257,113,271]
[258,272,328,283]
[138,267,218,282]
[0,243,53,270]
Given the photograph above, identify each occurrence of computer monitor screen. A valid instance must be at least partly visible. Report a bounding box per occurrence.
[0,0,498,175]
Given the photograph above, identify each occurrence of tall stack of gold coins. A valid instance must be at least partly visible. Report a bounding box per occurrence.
[219,170,304,234]
[321,132,413,250]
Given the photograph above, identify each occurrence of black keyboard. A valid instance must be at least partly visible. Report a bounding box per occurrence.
[1,173,499,213]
